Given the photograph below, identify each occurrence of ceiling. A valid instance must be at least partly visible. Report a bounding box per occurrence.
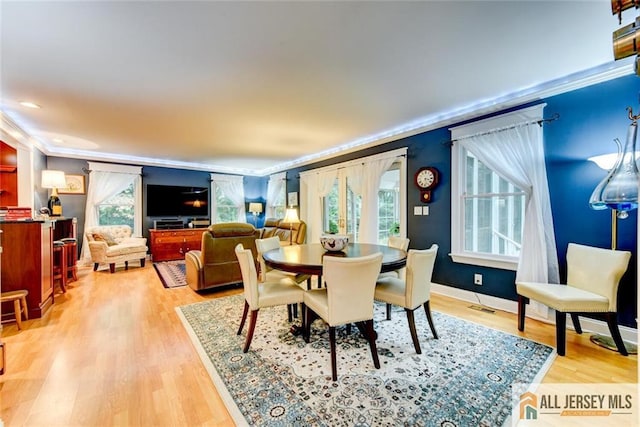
[0,1,631,176]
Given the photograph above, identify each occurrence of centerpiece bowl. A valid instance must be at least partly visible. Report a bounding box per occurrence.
[320,234,349,252]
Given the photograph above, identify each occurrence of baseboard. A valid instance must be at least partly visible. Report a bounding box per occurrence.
[431,282,638,345]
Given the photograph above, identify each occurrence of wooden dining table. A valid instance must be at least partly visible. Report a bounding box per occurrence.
[262,242,407,288]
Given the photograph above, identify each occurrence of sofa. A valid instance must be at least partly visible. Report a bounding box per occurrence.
[260,218,307,245]
[185,222,260,291]
[85,225,148,273]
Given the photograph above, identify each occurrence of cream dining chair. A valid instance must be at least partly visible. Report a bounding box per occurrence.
[378,236,410,319]
[235,244,305,353]
[303,252,383,381]
[516,243,631,356]
[375,244,439,354]
[256,236,311,321]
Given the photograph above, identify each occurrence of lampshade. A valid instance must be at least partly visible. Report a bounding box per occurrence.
[41,170,67,189]
[282,208,299,224]
[249,202,263,214]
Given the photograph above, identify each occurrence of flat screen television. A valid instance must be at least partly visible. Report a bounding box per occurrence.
[146,184,209,217]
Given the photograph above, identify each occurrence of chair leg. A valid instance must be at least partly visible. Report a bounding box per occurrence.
[287,304,293,322]
[125,261,129,271]
[605,312,628,356]
[13,299,22,330]
[386,303,392,320]
[237,300,249,335]
[329,326,337,381]
[424,300,438,339]
[405,308,421,354]
[570,314,582,334]
[517,295,528,331]
[94,263,99,271]
[109,263,115,273]
[243,309,259,353]
[555,310,566,356]
[20,296,28,321]
[140,258,146,268]
[365,319,380,370]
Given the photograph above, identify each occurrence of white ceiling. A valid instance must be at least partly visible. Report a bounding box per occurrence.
[0,1,632,176]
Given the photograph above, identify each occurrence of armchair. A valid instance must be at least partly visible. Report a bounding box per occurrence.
[85,225,148,273]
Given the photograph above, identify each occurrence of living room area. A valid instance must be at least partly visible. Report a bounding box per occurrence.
[1,2,639,426]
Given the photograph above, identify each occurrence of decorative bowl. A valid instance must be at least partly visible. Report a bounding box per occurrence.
[320,234,349,252]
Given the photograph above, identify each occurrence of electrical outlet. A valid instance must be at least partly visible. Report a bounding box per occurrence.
[474,273,483,285]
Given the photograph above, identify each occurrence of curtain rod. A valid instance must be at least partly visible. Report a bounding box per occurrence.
[444,113,560,146]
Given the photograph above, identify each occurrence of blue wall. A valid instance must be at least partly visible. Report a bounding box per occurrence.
[284,74,639,327]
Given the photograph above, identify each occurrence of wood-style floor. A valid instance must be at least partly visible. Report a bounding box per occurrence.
[1,262,637,426]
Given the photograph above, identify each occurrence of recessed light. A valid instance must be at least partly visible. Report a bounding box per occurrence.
[19,101,41,109]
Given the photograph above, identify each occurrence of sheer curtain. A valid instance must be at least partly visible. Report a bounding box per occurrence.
[80,163,142,265]
[266,172,286,217]
[211,173,246,222]
[300,169,337,244]
[358,157,397,243]
[460,123,559,284]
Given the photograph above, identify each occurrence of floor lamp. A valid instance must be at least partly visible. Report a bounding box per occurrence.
[588,107,639,353]
[282,208,300,246]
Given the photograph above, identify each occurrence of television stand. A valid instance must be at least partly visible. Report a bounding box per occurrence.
[149,228,207,262]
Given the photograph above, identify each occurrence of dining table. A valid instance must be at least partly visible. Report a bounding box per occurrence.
[262,242,407,289]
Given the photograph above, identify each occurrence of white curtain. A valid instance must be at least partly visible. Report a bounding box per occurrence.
[300,169,337,244]
[211,173,246,222]
[358,157,397,243]
[460,123,559,284]
[266,172,286,217]
[80,164,142,265]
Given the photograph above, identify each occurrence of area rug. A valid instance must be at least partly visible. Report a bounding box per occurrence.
[177,295,555,426]
[153,260,187,288]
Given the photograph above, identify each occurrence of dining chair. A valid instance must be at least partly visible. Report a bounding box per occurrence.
[517,243,631,356]
[256,236,311,320]
[303,252,383,381]
[235,243,305,353]
[375,244,439,354]
[378,236,410,319]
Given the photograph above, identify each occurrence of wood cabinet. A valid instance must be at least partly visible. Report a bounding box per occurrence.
[149,228,207,262]
[0,221,53,319]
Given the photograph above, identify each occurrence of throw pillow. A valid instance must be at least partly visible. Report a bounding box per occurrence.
[92,232,118,246]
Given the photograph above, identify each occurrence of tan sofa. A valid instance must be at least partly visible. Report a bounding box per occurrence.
[185,223,260,291]
[85,225,148,273]
[261,218,307,245]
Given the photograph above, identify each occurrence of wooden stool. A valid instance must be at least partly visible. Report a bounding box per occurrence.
[0,290,29,330]
[53,240,68,294]
[61,238,78,282]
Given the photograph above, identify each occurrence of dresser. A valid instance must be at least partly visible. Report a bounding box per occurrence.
[149,228,207,261]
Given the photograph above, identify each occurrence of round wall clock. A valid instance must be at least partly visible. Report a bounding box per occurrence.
[414,167,440,203]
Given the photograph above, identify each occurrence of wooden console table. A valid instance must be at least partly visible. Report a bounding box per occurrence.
[149,228,207,262]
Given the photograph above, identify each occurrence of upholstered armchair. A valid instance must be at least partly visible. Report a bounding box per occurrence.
[516,243,631,356]
[85,225,148,273]
[185,223,260,291]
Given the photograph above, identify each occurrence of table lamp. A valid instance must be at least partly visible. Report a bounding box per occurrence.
[249,202,263,227]
[282,208,300,245]
[41,170,67,216]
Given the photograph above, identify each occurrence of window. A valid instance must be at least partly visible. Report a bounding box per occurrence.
[462,151,525,257]
[378,166,401,244]
[98,182,135,228]
[214,184,239,223]
[266,172,287,218]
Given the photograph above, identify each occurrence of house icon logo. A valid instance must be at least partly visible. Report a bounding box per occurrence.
[520,391,538,420]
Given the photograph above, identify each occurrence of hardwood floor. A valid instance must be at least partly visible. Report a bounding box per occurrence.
[1,262,636,426]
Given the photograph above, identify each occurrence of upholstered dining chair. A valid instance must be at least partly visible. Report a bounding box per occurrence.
[235,244,305,353]
[375,244,439,354]
[516,243,631,356]
[303,252,383,381]
[256,236,311,320]
[378,236,410,319]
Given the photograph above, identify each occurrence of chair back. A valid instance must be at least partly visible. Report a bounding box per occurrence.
[235,244,260,309]
[323,252,383,326]
[388,236,410,251]
[405,244,439,309]
[255,236,281,282]
[566,243,631,311]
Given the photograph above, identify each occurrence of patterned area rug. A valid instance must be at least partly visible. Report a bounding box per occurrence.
[177,295,555,426]
[153,260,187,288]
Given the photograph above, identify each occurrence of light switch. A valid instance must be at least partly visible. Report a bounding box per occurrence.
[414,206,422,215]
[423,206,430,215]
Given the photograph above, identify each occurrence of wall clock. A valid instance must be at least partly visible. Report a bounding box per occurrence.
[414,167,440,203]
